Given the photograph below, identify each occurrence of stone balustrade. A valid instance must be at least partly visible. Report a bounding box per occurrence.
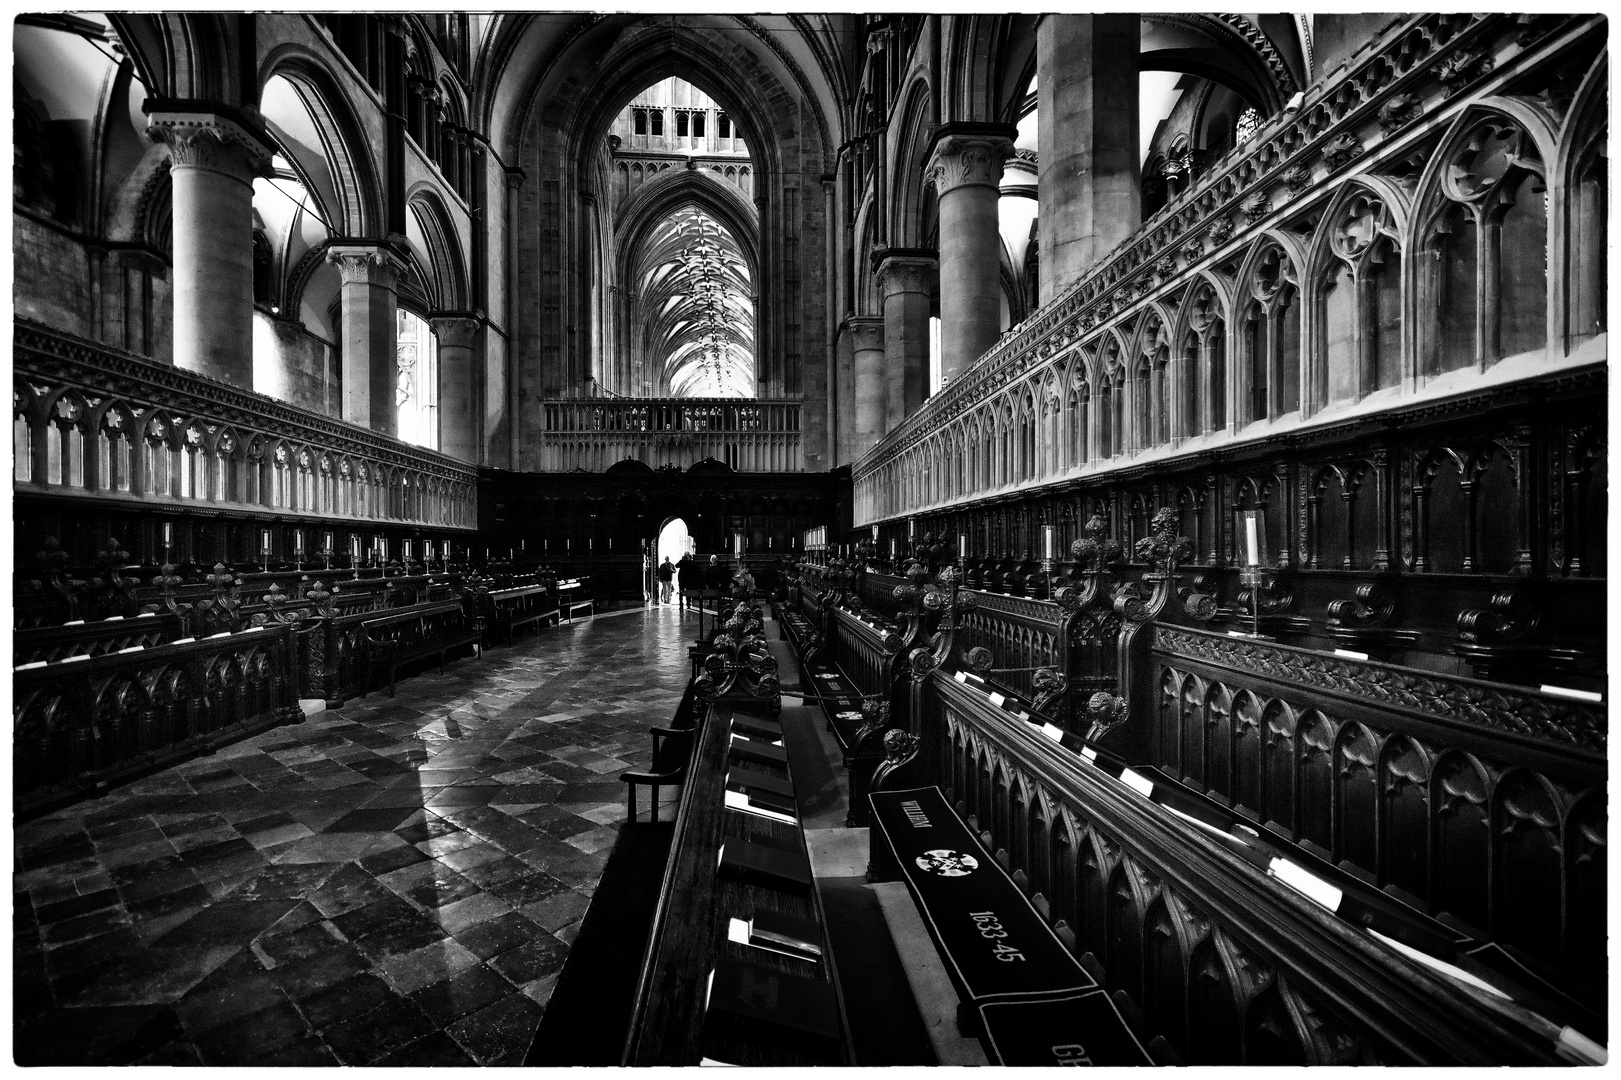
[539,397,802,472]
[14,319,479,530]
[854,12,1606,526]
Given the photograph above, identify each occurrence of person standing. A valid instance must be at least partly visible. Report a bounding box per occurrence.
[656,556,675,604]
[675,550,695,610]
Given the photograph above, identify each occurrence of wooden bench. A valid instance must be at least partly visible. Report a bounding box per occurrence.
[868,785,1152,1066]
[362,599,482,697]
[486,583,558,644]
[623,702,848,1065]
[13,610,178,665]
[556,577,594,621]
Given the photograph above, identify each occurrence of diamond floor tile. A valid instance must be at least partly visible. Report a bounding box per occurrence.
[14,607,692,1066]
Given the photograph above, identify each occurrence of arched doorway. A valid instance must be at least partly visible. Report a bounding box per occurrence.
[656,516,693,601]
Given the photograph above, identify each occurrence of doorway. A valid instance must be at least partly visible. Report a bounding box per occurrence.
[656,517,692,602]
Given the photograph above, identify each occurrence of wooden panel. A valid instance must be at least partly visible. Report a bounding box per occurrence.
[625,704,845,1066]
[923,670,1573,1064]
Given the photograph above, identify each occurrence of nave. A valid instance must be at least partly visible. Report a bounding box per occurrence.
[14,607,689,1066]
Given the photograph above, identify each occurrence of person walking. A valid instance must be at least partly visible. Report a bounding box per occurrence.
[656,556,675,604]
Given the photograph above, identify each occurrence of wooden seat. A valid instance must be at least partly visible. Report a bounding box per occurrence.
[362,600,481,698]
[620,725,694,823]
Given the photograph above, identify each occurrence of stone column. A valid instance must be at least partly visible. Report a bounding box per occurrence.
[1037,15,1141,303]
[327,245,406,437]
[835,325,856,463]
[848,316,886,453]
[874,250,936,430]
[431,315,481,464]
[927,124,1016,383]
[145,111,273,387]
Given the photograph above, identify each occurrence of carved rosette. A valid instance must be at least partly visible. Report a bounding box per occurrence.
[926,134,1015,196]
[146,112,273,183]
[1322,132,1363,169]
[1377,93,1422,132]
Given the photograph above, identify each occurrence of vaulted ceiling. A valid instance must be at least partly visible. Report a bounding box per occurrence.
[629,206,755,398]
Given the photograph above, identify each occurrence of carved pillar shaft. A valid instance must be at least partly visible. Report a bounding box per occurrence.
[327,246,406,436]
[927,126,1015,383]
[1036,14,1141,301]
[431,315,482,464]
[145,111,272,388]
[849,316,886,453]
[875,250,936,430]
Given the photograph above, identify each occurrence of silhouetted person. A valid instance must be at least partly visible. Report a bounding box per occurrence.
[675,551,695,610]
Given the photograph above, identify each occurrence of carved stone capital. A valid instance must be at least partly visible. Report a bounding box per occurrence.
[847,315,885,351]
[926,126,1017,196]
[145,111,274,183]
[429,315,482,350]
[326,244,408,289]
[874,251,936,298]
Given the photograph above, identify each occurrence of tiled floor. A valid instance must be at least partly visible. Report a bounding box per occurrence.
[13,605,695,1065]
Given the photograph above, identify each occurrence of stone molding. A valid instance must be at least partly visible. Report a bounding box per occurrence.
[430,315,483,349]
[145,111,274,183]
[1157,625,1604,751]
[874,252,936,297]
[926,130,1016,195]
[326,245,409,289]
[847,315,885,351]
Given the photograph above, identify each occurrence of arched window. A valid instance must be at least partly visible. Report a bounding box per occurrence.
[396,309,439,450]
[1570,129,1606,348]
[1317,191,1402,406]
[633,109,647,136]
[718,113,731,139]
[1069,376,1095,463]
[1183,284,1225,433]
[693,112,706,139]
[1242,245,1302,422]
[1235,107,1261,145]
[676,110,689,138]
[252,230,272,304]
[1418,117,1548,374]
[650,109,664,137]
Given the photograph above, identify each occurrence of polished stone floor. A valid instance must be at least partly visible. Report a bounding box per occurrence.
[13,605,694,1065]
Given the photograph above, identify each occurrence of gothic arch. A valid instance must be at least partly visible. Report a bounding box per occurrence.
[405,188,469,311]
[889,78,936,248]
[614,168,760,279]
[257,45,385,238]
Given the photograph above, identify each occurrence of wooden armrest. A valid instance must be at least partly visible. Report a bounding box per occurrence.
[620,766,685,785]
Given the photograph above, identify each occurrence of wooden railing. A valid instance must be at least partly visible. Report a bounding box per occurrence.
[853,14,1606,526]
[920,671,1577,1064]
[15,623,302,817]
[829,606,899,702]
[1137,622,1606,996]
[853,512,1603,1014]
[14,319,478,530]
[538,397,801,472]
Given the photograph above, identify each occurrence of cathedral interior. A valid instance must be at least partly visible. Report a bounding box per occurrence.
[10,12,1609,1067]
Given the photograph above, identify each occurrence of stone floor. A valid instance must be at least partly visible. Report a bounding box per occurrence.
[13,605,694,1066]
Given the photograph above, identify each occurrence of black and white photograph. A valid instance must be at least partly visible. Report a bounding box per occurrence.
[10,10,1608,1066]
